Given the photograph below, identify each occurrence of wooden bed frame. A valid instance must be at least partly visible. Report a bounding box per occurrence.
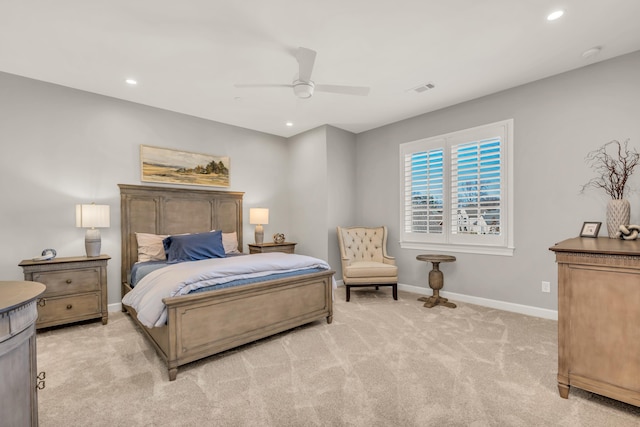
[119,184,334,381]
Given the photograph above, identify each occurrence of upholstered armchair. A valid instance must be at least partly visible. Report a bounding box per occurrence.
[336,226,398,302]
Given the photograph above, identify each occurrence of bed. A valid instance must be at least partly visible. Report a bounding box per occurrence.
[119,184,334,381]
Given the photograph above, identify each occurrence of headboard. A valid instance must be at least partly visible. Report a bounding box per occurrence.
[118,184,244,287]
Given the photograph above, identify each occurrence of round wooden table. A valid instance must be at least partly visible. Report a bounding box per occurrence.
[416,254,457,308]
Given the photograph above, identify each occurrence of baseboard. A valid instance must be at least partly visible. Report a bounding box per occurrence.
[108,302,122,313]
[399,283,558,320]
[336,280,558,321]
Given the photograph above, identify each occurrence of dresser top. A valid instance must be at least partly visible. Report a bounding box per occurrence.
[550,237,640,256]
[0,281,46,312]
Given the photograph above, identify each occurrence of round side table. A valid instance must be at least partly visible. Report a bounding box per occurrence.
[416,254,457,309]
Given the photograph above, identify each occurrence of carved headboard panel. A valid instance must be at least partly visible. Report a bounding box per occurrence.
[119,184,244,287]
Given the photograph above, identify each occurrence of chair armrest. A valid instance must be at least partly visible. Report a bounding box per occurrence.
[383,255,396,265]
[341,257,352,267]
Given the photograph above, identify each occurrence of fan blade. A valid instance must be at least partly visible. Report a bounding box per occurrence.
[296,47,317,82]
[234,83,293,88]
[314,84,370,96]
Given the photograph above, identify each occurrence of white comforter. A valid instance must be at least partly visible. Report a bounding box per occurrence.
[122,252,333,328]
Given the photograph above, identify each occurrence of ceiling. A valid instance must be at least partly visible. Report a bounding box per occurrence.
[1,1,639,138]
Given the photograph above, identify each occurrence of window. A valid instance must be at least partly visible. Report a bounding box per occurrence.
[399,119,514,255]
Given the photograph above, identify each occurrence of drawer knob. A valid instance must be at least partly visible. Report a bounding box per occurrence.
[37,298,46,307]
[36,371,46,390]
[66,279,72,284]
[66,304,73,310]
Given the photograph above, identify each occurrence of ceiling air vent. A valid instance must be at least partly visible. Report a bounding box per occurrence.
[407,82,435,93]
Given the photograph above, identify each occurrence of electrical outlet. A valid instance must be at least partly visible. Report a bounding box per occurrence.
[541,281,551,293]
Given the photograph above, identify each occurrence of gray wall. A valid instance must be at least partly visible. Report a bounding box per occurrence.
[286,125,357,275]
[287,126,329,259]
[2,50,638,314]
[327,126,357,280]
[355,50,640,312]
[0,72,291,306]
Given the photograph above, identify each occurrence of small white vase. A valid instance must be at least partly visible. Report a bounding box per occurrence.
[606,199,630,238]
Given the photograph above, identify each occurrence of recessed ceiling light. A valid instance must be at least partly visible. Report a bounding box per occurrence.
[285,122,293,127]
[125,79,138,85]
[547,10,565,21]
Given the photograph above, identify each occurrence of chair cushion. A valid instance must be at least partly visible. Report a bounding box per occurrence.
[343,261,398,284]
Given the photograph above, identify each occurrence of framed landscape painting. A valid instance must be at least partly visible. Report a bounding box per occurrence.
[140,145,230,188]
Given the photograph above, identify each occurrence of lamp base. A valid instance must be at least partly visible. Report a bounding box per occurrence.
[85,228,101,257]
[254,224,264,244]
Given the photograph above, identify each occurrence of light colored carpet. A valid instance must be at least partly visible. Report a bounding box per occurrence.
[36,287,639,426]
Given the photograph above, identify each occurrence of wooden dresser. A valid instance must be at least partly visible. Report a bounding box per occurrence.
[19,255,110,329]
[550,237,640,406]
[0,280,46,426]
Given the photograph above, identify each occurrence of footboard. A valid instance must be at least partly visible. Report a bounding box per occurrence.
[125,270,333,380]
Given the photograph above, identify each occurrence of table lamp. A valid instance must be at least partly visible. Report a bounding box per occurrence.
[76,203,110,257]
[249,208,269,244]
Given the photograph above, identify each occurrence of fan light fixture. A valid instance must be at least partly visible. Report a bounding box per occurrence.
[293,80,314,99]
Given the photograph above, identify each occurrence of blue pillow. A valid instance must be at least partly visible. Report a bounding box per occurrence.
[163,231,226,264]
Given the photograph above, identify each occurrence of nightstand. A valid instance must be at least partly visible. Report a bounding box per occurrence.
[248,242,297,254]
[19,255,110,329]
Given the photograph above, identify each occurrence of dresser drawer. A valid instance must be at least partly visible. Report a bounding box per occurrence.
[32,268,100,296]
[37,293,101,325]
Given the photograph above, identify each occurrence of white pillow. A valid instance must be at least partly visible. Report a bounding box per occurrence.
[211,230,240,254]
[135,232,169,262]
[222,232,240,254]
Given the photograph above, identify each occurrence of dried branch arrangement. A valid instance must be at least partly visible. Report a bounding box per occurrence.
[581,139,640,200]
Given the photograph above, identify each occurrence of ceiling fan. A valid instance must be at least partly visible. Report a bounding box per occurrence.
[234,47,370,99]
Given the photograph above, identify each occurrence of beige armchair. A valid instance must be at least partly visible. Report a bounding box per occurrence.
[336,226,398,302]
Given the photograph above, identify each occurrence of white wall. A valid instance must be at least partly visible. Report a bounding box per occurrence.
[0,72,290,306]
[355,50,640,312]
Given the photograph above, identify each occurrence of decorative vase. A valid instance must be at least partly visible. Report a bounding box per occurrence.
[606,199,630,238]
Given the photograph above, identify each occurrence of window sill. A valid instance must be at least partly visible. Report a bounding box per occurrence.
[399,241,514,256]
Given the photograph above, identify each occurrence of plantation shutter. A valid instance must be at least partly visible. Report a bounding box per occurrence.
[399,119,513,255]
[450,138,501,235]
[403,148,444,234]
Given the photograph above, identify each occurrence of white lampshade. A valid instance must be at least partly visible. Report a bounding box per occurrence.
[249,208,269,245]
[249,208,269,225]
[76,204,110,228]
[76,204,110,257]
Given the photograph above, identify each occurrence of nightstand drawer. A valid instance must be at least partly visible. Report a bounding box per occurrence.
[32,268,100,296]
[37,293,101,325]
[248,242,297,254]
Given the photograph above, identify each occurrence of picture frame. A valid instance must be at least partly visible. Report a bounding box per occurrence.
[580,221,601,238]
[140,145,230,188]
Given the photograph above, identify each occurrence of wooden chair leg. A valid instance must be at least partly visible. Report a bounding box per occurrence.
[392,284,398,300]
[346,285,351,302]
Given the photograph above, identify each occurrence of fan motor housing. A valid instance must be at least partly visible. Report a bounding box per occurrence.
[293,80,315,98]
